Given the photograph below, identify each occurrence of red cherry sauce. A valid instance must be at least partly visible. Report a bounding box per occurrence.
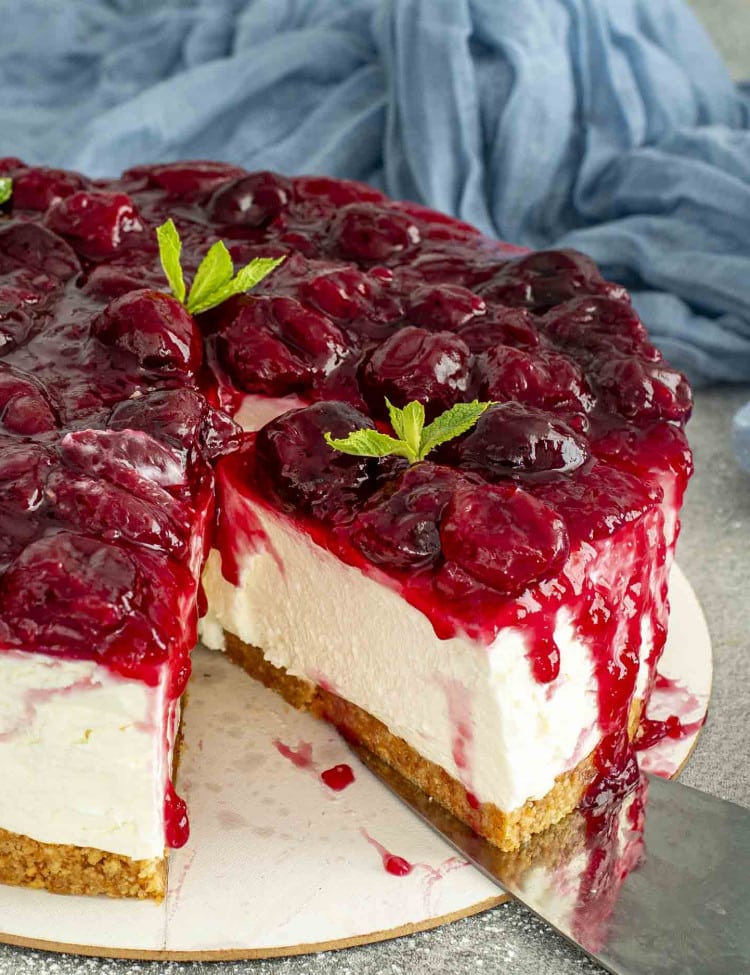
[361,829,413,877]
[164,779,190,848]
[273,738,314,769]
[320,763,355,791]
[635,673,706,752]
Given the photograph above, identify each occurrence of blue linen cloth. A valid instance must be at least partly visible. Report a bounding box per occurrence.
[0,0,749,395]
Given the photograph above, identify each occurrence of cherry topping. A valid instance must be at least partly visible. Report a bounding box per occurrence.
[0,531,138,653]
[254,402,381,522]
[406,283,486,331]
[532,461,663,544]
[81,264,159,301]
[0,221,81,282]
[46,191,143,258]
[126,160,244,197]
[164,780,190,848]
[477,345,594,413]
[109,388,240,460]
[0,157,24,174]
[11,167,87,211]
[302,266,402,328]
[46,469,190,558]
[294,175,386,207]
[218,296,348,395]
[362,326,472,418]
[351,463,461,570]
[329,203,421,263]
[91,289,202,377]
[457,403,590,477]
[457,306,539,351]
[209,171,294,226]
[540,296,655,359]
[0,370,58,435]
[60,429,187,492]
[440,482,569,596]
[594,356,692,422]
[384,854,413,877]
[0,443,52,512]
[478,249,617,310]
[591,422,693,484]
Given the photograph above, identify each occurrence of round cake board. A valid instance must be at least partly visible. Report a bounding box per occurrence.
[0,564,712,961]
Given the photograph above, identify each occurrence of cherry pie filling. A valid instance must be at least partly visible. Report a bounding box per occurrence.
[0,159,692,850]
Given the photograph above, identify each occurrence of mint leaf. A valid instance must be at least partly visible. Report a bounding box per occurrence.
[324,429,416,462]
[385,399,425,458]
[402,401,425,457]
[156,219,186,304]
[385,398,406,441]
[231,256,286,293]
[0,177,12,206]
[325,398,493,465]
[186,240,233,315]
[191,255,286,314]
[418,400,493,459]
[155,220,284,315]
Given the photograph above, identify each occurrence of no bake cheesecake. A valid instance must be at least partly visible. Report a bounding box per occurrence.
[0,160,692,899]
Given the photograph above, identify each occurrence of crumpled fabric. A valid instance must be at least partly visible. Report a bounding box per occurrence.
[0,0,749,387]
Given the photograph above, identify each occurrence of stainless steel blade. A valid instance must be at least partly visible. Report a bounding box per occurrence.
[351,745,750,975]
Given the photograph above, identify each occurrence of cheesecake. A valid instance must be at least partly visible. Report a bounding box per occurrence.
[0,159,692,899]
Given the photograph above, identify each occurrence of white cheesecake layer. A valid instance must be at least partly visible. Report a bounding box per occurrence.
[200,494,665,814]
[0,651,170,861]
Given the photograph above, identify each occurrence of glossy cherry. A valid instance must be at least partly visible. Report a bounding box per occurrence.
[406,283,486,331]
[351,463,461,569]
[11,167,87,211]
[46,191,143,258]
[254,402,380,522]
[218,295,347,395]
[92,289,202,377]
[0,531,139,653]
[362,326,472,418]
[457,402,590,477]
[0,370,58,435]
[329,203,421,263]
[478,249,618,310]
[209,171,294,226]
[125,160,244,197]
[440,481,569,596]
[594,356,692,422]
[477,344,594,413]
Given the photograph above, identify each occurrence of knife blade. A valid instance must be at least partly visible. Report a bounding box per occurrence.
[351,744,750,975]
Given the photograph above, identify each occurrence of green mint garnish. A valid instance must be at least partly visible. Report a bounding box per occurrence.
[156,218,186,304]
[0,177,12,206]
[325,399,493,464]
[156,218,284,315]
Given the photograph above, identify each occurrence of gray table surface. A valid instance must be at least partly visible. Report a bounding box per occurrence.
[2,3,748,973]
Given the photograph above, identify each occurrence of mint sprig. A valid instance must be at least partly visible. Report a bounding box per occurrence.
[325,399,493,464]
[156,218,285,315]
[0,177,12,206]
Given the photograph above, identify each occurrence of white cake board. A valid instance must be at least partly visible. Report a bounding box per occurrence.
[0,564,712,961]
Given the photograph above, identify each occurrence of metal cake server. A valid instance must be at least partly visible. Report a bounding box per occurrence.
[352,745,750,975]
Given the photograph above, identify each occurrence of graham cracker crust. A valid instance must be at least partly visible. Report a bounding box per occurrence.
[0,829,165,900]
[225,632,642,852]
